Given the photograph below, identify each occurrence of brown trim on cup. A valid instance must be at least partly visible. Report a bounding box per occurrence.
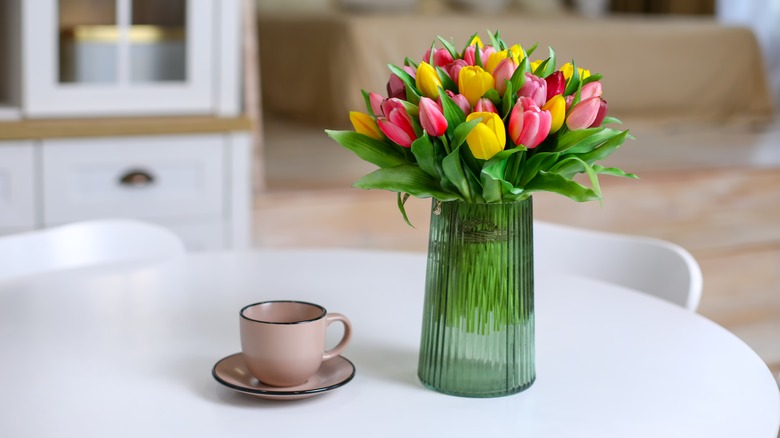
[239,300,327,325]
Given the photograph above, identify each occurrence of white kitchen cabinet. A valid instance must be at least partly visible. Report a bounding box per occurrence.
[0,142,36,230]
[20,0,240,118]
[0,132,251,251]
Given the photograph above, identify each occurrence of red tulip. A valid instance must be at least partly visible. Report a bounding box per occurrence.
[508,97,552,149]
[474,97,498,114]
[377,98,417,147]
[419,97,448,136]
[566,96,602,130]
[517,73,547,108]
[423,48,454,67]
[369,92,384,116]
[590,99,608,127]
[545,71,565,101]
[386,66,416,100]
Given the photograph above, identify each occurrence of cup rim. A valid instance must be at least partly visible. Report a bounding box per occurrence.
[240,300,327,325]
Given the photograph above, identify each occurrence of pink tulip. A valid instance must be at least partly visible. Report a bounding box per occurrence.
[386,66,416,100]
[580,82,603,100]
[438,90,471,116]
[464,45,494,67]
[419,97,448,136]
[508,97,552,149]
[590,99,608,127]
[369,92,384,116]
[565,95,574,111]
[474,98,498,114]
[545,71,565,101]
[517,73,547,108]
[423,48,454,67]
[566,96,602,130]
[377,98,417,147]
[493,58,517,96]
[448,59,468,85]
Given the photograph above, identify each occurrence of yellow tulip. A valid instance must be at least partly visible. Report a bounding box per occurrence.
[530,59,543,73]
[349,111,383,140]
[541,94,565,134]
[465,112,506,160]
[508,44,524,63]
[560,62,591,82]
[416,62,442,98]
[458,66,495,107]
[467,35,484,48]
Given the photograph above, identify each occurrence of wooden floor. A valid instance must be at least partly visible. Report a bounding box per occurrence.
[255,114,780,378]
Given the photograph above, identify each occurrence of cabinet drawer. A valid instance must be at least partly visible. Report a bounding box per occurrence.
[0,142,36,228]
[42,135,224,224]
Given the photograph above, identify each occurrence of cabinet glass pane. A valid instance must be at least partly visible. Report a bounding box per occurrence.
[59,0,118,83]
[130,0,186,83]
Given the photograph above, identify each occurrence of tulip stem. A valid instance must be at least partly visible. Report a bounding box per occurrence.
[442,136,452,155]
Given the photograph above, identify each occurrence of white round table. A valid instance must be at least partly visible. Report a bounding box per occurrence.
[0,249,777,437]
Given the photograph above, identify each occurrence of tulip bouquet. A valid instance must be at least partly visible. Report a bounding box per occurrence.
[327,31,635,223]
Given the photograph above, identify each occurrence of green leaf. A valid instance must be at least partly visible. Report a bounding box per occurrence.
[594,165,639,179]
[361,89,374,117]
[524,171,601,202]
[436,66,457,92]
[459,141,483,177]
[437,35,458,60]
[451,119,481,150]
[483,89,501,105]
[403,57,419,69]
[565,128,624,155]
[461,32,481,54]
[524,42,539,58]
[387,64,421,104]
[518,151,560,186]
[474,43,484,68]
[481,173,503,203]
[533,47,556,78]
[488,30,502,52]
[438,87,467,138]
[410,134,439,178]
[576,130,629,164]
[564,59,580,96]
[601,116,623,125]
[510,56,529,94]
[553,127,615,153]
[442,145,472,201]
[581,73,603,86]
[353,164,463,201]
[397,192,414,228]
[428,41,436,65]
[501,80,516,120]
[326,130,407,169]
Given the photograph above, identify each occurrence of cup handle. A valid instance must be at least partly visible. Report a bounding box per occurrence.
[322,313,352,361]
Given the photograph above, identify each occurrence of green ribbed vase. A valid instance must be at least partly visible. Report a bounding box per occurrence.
[418,198,535,397]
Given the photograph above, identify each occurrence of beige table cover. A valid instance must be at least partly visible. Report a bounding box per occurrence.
[258,12,773,128]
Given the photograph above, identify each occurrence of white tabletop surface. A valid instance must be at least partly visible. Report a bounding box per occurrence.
[0,249,777,437]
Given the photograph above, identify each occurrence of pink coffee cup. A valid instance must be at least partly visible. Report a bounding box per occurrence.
[239,300,352,387]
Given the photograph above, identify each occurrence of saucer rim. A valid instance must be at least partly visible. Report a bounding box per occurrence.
[211,353,356,397]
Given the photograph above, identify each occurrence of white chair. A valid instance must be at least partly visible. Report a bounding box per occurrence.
[0,219,186,282]
[534,221,703,311]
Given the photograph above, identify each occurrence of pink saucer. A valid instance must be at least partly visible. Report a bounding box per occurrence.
[212,353,355,401]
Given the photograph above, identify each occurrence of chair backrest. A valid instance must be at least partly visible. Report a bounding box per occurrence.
[534,221,703,311]
[0,219,186,282]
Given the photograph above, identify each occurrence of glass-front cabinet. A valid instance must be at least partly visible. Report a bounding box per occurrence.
[22,0,217,117]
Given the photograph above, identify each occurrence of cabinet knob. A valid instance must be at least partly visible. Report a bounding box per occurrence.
[119,169,155,187]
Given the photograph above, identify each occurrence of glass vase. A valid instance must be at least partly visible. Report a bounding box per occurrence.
[418,198,535,397]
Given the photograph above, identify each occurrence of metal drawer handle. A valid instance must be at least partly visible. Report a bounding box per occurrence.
[119,169,156,187]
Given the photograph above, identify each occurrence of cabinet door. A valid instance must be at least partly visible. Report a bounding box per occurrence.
[22,0,214,117]
[41,134,224,224]
[0,142,36,229]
